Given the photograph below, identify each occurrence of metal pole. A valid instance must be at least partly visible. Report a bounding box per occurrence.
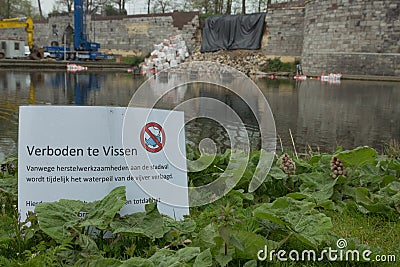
[64,33,67,61]
[93,10,95,42]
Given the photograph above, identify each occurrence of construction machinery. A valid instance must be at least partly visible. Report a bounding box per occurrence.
[44,0,110,60]
[0,16,44,59]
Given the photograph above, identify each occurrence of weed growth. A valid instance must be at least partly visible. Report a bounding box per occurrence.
[0,147,399,266]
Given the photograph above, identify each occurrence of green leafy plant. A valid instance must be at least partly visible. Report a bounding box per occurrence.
[264,57,296,72]
[0,147,399,266]
[122,55,147,66]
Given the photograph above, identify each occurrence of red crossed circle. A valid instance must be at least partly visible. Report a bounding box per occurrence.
[140,122,166,153]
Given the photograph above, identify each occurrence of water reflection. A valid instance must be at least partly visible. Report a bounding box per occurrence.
[0,70,399,159]
[136,69,266,153]
[0,71,143,159]
[258,78,400,153]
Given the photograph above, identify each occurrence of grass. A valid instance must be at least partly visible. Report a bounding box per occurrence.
[263,57,297,73]
[384,139,400,160]
[327,210,399,265]
[121,55,146,66]
[264,211,400,266]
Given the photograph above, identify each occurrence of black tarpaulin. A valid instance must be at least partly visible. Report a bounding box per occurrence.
[201,13,266,53]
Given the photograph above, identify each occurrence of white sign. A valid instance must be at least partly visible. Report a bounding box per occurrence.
[18,106,188,221]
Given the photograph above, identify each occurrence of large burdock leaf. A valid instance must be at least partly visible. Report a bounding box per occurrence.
[355,187,374,205]
[189,150,248,206]
[149,247,200,267]
[354,186,399,219]
[164,217,196,234]
[174,246,201,262]
[35,186,126,243]
[35,199,84,243]
[297,172,337,204]
[120,257,155,267]
[80,186,126,229]
[267,166,287,180]
[75,256,122,267]
[387,159,400,174]
[231,229,276,260]
[148,249,175,266]
[193,248,212,267]
[191,223,217,250]
[253,197,333,248]
[111,201,166,240]
[0,216,16,243]
[335,146,377,168]
[0,177,17,196]
[243,260,257,267]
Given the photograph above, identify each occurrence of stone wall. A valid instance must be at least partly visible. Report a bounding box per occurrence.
[90,12,199,53]
[1,1,399,77]
[302,0,400,76]
[0,11,199,55]
[263,0,305,58]
[36,14,73,48]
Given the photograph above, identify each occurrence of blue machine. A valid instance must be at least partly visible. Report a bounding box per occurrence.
[44,0,110,60]
[73,0,100,52]
[48,72,101,105]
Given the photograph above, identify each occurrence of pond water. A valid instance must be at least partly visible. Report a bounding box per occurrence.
[0,70,399,159]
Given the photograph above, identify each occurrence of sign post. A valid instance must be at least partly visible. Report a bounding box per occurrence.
[18,106,188,221]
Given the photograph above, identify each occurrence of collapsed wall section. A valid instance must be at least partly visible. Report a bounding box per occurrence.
[91,12,199,53]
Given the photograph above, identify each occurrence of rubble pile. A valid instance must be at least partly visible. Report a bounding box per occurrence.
[141,37,270,76]
[141,34,190,75]
[188,48,269,76]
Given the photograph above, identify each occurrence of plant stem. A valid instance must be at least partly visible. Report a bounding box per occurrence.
[289,129,298,160]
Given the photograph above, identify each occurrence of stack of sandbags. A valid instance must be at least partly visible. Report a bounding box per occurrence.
[141,34,190,75]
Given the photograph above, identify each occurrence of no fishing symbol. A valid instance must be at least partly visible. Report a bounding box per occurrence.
[140,122,166,153]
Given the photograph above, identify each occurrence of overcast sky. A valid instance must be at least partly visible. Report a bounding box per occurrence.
[34,0,149,16]
[34,0,265,16]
